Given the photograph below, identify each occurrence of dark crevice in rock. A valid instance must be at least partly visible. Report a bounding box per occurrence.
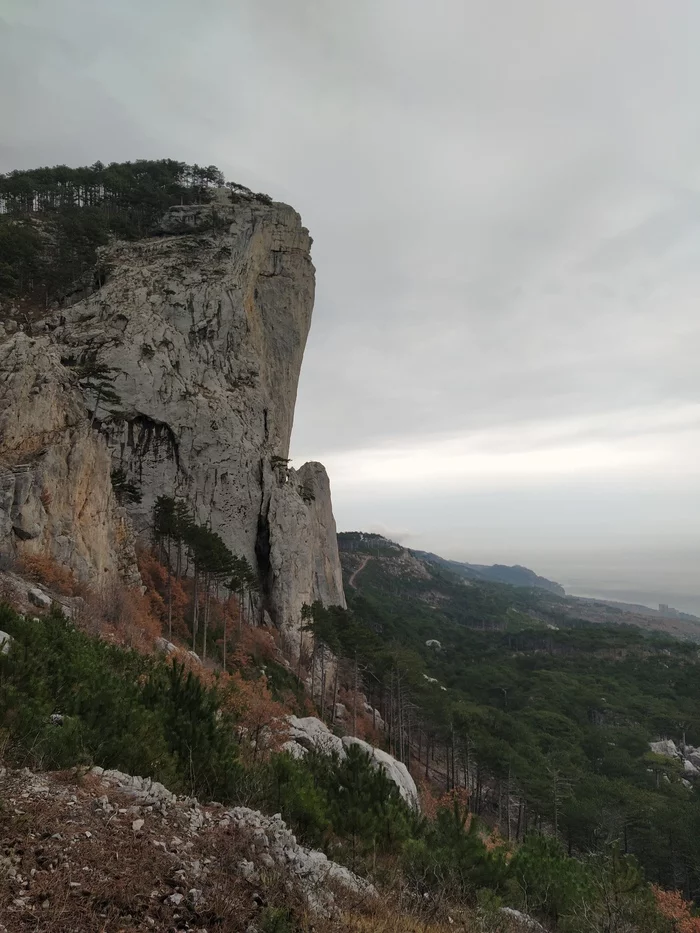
[255,473,274,622]
[108,415,182,474]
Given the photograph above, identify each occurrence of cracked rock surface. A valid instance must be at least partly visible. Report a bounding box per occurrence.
[0,192,345,642]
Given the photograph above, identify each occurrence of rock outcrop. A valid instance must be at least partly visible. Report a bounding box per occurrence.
[268,462,346,652]
[0,189,345,644]
[0,333,137,584]
[0,763,373,926]
[284,715,420,809]
[649,738,700,780]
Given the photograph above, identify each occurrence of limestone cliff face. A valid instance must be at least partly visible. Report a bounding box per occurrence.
[0,333,137,583]
[268,462,346,653]
[5,189,345,639]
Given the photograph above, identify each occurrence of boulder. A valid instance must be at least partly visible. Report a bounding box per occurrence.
[284,716,418,807]
[28,588,51,610]
[281,740,308,759]
[650,739,680,758]
[684,759,698,775]
[0,630,12,655]
[155,637,177,654]
[223,805,374,911]
[425,639,442,649]
[342,735,419,810]
[333,702,347,720]
[286,716,345,758]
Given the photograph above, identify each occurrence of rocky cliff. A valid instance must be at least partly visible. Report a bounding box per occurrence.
[0,333,137,583]
[0,188,345,643]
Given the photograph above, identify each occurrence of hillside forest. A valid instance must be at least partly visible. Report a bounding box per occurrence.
[2,519,700,929]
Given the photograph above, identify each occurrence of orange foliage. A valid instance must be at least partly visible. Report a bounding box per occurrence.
[483,826,511,858]
[18,553,80,597]
[653,886,700,932]
[84,579,162,651]
[137,549,188,631]
[229,625,279,669]
[419,785,471,823]
[223,670,289,760]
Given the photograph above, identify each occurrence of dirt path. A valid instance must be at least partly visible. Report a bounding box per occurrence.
[348,555,370,589]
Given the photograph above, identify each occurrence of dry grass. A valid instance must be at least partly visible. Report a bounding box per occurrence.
[0,766,490,933]
[16,553,81,597]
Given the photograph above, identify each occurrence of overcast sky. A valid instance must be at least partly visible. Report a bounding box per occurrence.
[2,0,699,611]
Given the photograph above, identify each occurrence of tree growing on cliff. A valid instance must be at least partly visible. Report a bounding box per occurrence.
[110,467,142,506]
[64,353,122,426]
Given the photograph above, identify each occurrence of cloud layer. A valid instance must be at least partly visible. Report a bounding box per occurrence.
[2,0,698,608]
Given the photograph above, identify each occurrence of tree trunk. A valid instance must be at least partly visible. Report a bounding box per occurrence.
[167,538,173,639]
[320,644,326,720]
[331,660,339,725]
[311,643,317,704]
[353,650,358,737]
[203,573,211,660]
[192,568,199,653]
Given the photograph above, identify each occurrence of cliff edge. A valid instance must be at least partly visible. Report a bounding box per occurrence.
[0,188,345,644]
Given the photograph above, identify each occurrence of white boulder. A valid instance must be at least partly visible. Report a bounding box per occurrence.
[0,630,12,655]
[281,740,308,759]
[284,716,419,808]
[342,736,419,810]
[28,588,51,610]
[155,637,177,654]
[650,739,680,758]
[286,715,345,758]
[684,759,699,775]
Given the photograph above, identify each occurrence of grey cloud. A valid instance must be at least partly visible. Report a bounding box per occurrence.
[2,0,698,609]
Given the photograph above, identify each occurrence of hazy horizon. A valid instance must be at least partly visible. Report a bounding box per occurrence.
[2,1,698,612]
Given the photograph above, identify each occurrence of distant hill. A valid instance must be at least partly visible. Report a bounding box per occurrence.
[337,532,700,642]
[338,533,565,595]
[414,550,566,595]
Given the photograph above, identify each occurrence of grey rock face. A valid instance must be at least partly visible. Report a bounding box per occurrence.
[268,462,346,652]
[0,334,138,585]
[649,739,680,759]
[0,192,345,645]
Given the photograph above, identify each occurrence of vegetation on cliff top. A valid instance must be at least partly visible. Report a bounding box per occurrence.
[0,158,270,306]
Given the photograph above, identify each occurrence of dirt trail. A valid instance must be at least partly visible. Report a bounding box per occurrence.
[348,555,370,589]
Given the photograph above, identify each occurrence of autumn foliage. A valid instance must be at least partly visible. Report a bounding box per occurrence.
[652,886,700,932]
[138,548,189,634]
[18,552,81,596]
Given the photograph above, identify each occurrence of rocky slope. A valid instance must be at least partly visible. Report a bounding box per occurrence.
[0,763,373,932]
[0,188,345,646]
